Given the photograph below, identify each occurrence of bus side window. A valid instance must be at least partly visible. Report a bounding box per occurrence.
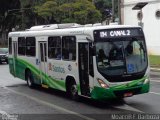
[48,36,61,60]
[9,38,12,54]
[62,48,69,59]
[62,36,76,61]
[26,37,36,57]
[18,37,26,56]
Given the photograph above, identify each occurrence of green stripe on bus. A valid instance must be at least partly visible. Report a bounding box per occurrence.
[10,58,66,91]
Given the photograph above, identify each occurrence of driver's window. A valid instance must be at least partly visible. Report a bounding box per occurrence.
[132,41,141,55]
[96,43,109,65]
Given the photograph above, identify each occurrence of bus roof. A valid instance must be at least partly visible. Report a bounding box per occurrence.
[8,24,142,40]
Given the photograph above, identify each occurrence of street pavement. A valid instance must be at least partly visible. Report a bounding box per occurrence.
[0,64,160,120]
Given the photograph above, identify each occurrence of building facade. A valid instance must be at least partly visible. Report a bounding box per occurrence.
[121,0,160,55]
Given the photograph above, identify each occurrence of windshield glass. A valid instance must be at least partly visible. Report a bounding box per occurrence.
[0,48,8,54]
[96,37,147,77]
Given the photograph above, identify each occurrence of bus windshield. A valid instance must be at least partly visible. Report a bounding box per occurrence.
[96,37,148,81]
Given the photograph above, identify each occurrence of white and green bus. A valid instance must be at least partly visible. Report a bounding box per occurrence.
[8,23,150,100]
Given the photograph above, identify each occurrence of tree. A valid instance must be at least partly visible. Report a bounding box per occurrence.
[20,0,43,28]
[0,0,21,31]
[94,0,112,21]
[0,0,21,46]
[59,0,102,24]
[35,0,58,24]
[34,0,102,24]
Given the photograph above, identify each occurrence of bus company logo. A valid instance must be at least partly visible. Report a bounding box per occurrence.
[53,66,65,73]
[68,64,72,71]
[48,63,65,73]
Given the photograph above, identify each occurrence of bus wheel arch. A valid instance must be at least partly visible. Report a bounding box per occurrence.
[25,68,35,88]
[66,76,79,100]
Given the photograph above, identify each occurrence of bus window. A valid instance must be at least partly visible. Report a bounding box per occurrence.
[48,36,61,59]
[62,36,76,61]
[9,38,12,54]
[26,37,36,57]
[18,37,26,55]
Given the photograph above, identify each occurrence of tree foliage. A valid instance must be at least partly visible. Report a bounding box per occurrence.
[0,0,114,31]
[94,0,112,21]
[0,0,20,46]
[34,0,58,24]
[34,0,102,24]
[0,0,21,31]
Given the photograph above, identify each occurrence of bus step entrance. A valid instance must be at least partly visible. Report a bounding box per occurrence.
[42,84,49,89]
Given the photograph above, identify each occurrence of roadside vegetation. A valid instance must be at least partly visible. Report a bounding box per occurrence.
[0,0,115,47]
[149,55,160,68]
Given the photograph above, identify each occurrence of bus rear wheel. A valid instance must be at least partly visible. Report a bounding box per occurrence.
[26,70,35,88]
[67,81,79,101]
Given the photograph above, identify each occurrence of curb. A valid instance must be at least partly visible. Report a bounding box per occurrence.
[150,68,160,72]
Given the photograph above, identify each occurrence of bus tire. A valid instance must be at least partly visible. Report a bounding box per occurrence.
[26,70,35,88]
[67,80,79,101]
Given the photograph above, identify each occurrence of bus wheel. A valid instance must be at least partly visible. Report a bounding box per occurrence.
[68,81,79,101]
[26,71,35,88]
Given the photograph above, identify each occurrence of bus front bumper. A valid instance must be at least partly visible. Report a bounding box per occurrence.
[90,82,149,101]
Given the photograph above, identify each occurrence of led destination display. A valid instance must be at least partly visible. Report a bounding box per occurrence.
[94,28,144,40]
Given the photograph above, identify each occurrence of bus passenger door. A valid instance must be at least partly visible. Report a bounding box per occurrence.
[13,42,17,77]
[38,42,48,86]
[78,43,90,96]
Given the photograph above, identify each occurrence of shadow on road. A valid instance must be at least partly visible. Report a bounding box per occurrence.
[25,85,126,109]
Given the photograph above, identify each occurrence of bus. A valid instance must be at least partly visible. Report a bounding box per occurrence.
[8,23,150,100]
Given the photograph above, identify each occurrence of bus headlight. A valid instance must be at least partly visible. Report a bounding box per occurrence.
[144,78,150,84]
[97,79,109,89]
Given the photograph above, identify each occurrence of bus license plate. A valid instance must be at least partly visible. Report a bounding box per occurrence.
[124,92,133,97]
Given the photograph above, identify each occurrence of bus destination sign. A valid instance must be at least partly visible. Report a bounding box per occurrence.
[94,28,143,40]
[100,30,131,38]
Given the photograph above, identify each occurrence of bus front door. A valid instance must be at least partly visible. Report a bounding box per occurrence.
[13,42,17,77]
[38,42,48,87]
[78,43,90,96]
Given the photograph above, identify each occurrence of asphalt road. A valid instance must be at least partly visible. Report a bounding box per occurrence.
[0,64,160,120]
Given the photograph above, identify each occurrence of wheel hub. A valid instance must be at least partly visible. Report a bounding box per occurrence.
[71,85,77,95]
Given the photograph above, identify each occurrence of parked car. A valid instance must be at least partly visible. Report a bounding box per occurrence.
[0,48,8,64]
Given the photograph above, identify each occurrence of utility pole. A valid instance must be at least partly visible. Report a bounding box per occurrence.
[112,0,115,22]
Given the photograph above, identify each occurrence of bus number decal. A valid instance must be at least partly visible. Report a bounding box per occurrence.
[126,30,131,36]
[100,31,108,38]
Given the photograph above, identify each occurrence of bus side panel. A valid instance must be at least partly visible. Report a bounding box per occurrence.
[8,57,15,77]
[47,60,79,92]
[13,56,38,81]
[14,56,27,80]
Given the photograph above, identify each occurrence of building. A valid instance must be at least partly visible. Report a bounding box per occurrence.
[121,0,160,55]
